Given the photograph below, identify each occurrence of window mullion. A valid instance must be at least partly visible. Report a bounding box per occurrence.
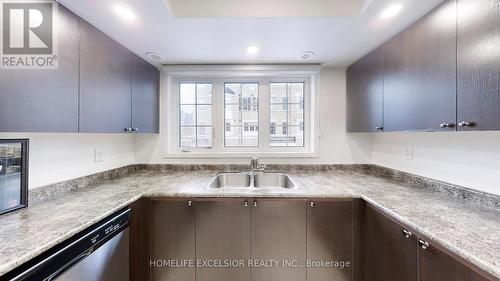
[214,81,224,152]
[260,81,271,151]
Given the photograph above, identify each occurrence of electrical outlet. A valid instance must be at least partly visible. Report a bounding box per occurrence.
[404,146,414,160]
[95,149,104,162]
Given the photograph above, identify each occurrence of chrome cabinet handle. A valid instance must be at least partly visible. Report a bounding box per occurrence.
[418,239,430,250]
[458,121,475,128]
[375,126,384,131]
[124,128,132,132]
[253,200,258,207]
[439,123,455,128]
[402,229,413,239]
[133,128,139,132]
[310,201,315,207]
[243,200,249,207]
[187,200,192,207]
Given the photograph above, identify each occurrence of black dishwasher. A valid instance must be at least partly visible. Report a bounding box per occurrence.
[2,207,131,281]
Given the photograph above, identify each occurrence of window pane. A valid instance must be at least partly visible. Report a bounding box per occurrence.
[270,104,287,124]
[242,110,258,124]
[179,83,213,149]
[180,127,196,147]
[225,104,241,126]
[242,83,258,99]
[269,82,305,147]
[225,126,241,147]
[288,104,304,126]
[197,84,212,104]
[288,83,304,104]
[224,83,259,147]
[180,83,196,104]
[225,84,241,104]
[287,126,304,147]
[197,127,212,147]
[197,105,212,126]
[180,105,196,126]
[243,125,259,146]
[270,83,287,102]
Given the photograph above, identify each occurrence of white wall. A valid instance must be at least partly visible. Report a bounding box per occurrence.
[370,132,500,195]
[0,133,135,189]
[134,66,372,165]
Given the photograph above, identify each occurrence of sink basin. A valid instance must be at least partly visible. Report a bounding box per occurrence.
[253,173,297,189]
[209,173,251,189]
[209,172,299,190]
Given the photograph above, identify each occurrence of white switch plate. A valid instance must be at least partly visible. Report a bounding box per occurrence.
[95,148,104,162]
[404,146,414,160]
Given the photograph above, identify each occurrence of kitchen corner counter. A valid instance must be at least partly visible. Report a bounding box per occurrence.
[0,166,499,279]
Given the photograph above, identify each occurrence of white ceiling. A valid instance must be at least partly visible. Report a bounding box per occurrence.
[166,0,367,18]
[56,0,444,66]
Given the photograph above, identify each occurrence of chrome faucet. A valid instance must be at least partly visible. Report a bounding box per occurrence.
[249,157,266,174]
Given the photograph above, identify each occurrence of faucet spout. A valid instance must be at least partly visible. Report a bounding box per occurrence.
[249,157,266,174]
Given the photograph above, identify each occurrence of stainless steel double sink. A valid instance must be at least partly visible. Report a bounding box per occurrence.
[209,172,299,190]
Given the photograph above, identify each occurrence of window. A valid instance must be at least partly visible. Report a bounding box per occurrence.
[224,83,259,147]
[270,122,276,135]
[270,83,305,147]
[179,83,213,148]
[166,67,317,157]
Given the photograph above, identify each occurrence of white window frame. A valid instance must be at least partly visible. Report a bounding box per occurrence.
[162,65,320,158]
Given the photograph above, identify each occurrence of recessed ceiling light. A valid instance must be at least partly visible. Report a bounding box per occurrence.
[146,52,163,61]
[113,3,137,23]
[380,4,403,19]
[246,45,259,55]
[300,51,315,60]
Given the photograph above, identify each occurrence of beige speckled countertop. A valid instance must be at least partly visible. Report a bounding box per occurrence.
[0,167,499,278]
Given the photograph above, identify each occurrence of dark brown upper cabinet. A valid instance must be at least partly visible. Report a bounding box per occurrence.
[347,47,385,132]
[131,54,160,133]
[383,0,457,132]
[79,20,133,133]
[0,6,80,132]
[457,0,500,131]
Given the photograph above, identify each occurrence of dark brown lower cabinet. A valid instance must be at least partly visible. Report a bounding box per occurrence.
[363,204,418,281]
[146,199,496,281]
[306,199,354,281]
[363,203,497,281]
[251,199,307,281]
[129,199,151,281]
[150,200,196,281]
[195,200,251,281]
[418,240,492,281]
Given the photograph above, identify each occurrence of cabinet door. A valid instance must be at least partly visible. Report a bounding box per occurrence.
[363,204,417,281]
[0,6,79,132]
[418,241,491,281]
[457,0,500,131]
[79,19,132,133]
[251,199,307,281]
[196,200,251,281]
[150,201,195,281]
[130,199,151,281]
[131,54,160,133]
[306,200,353,281]
[383,0,457,132]
[347,47,384,132]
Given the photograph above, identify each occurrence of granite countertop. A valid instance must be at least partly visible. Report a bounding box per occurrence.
[0,167,499,278]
